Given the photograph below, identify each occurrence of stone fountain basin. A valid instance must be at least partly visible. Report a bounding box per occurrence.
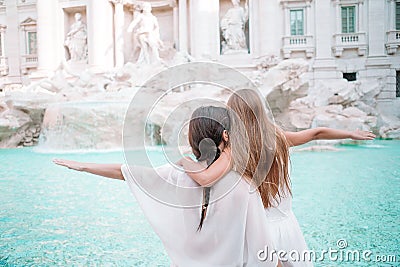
[37,101,131,152]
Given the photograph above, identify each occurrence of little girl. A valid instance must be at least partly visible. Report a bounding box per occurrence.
[178,89,375,266]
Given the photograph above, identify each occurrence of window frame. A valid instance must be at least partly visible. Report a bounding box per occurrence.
[396,71,400,98]
[341,5,356,33]
[26,31,37,55]
[396,1,400,30]
[290,8,305,36]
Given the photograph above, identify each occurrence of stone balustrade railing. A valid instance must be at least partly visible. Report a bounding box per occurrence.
[332,32,367,57]
[21,54,38,73]
[334,32,366,45]
[282,35,314,59]
[386,30,400,55]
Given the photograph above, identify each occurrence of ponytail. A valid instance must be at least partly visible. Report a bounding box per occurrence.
[197,147,221,231]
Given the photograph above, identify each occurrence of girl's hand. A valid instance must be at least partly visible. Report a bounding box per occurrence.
[350,129,376,140]
[176,157,208,174]
[176,156,194,167]
[53,159,84,171]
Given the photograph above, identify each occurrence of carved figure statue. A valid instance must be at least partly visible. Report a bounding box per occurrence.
[220,0,249,54]
[127,3,163,64]
[65,13,88,62]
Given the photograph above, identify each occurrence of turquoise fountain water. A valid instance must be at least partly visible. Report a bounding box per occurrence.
[0,141,399,266]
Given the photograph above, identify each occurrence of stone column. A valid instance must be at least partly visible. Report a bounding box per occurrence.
[335,0,340,34]
[305,0,314,58]
[249,0,260,56]
[36,0,60,75]
[365,1,391,100]
[259,1,281,56]
[388,0,396,30]
[113,0,124,68]
[189,0,219,58]
[306,1,312,35]
[173,5,179,51]
[178,0,188,53]
[313,0,337,78]
[87,0,114,71]
[358,1,364,32]
[367,0,386,56]
[4,0,21,82]
[315,0,334,59]
[283,3,289,36]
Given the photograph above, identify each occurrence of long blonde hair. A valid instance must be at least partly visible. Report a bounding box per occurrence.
[227,89,291,208]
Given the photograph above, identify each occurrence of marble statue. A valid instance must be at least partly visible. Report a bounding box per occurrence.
[220,0,249,55]
[127,3,163,64]
[65,13,88,62]
[38,62,75,93]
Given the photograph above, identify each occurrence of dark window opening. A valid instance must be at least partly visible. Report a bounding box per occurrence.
[343,72,357,82]
[396,71,400,97]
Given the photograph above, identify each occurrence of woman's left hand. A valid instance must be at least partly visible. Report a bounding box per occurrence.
[53,159,84,171]
[350,129,376,140]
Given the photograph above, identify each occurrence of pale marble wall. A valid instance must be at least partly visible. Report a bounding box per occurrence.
[0,0,398,107]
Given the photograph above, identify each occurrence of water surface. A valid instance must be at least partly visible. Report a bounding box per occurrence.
[0,141,399,266]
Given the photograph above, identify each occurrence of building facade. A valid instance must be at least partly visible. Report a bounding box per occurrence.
[0,0,399,111]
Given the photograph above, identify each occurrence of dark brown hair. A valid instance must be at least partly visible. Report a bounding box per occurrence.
[188,106,230,231]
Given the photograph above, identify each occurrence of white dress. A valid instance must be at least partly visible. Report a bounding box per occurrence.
[121,164,279,267]
[264,188,313,267]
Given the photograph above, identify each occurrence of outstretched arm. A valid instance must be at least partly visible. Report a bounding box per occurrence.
[284,128,376,147]
[53,159,123,180]
[176,149,232,187]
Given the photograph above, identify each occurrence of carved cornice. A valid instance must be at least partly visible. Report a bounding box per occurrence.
[331,0,364,4]
[280,0,312,8]
[111,0,175,8]
[20,17,37,26]
[109,0,125,4]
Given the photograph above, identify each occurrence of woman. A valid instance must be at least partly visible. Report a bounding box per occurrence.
[54,106,280,267]
[178,89,375,266]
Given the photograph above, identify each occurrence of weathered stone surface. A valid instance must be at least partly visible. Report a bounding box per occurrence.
[264,61,399,137]
[1,57,399,151]
[0,105,32,148]
[38,101,129,152]
[378,115,400,139]
[342,107,367,118]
